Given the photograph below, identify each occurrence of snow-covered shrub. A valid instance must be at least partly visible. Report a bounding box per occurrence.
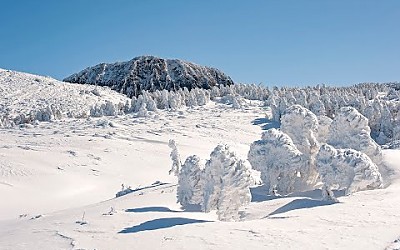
[115,185,133,197]
[220,94,243,109]
[137,102,148,117]
[89,101,124,117]
[168,139,181,176]
[35,107,54,121]
[281,105,319,186]
[203,144,252,221]
[316,144,383,202]
[327,107,382,166]
[168,91,181,110]
[193,88,208,106]
[177,155,204,208]
[248,128,305,195]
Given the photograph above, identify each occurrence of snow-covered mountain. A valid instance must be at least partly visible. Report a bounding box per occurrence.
[64,56,234,97]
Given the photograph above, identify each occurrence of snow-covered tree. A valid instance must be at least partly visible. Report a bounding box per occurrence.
[137,102,148,117]
[308,93,326,116]
[316,115,333,143]
[220,94,243,109]
[327,107,382,166]
[177,155,204,208]
[248,128,305,195]
[316,144,383,202]
[281,105,320,186]
[168,139,181,176]
[203,144,252,221]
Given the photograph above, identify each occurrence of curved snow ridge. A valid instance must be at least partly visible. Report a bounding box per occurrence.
[63,55,234,97]
[0,69,130,127]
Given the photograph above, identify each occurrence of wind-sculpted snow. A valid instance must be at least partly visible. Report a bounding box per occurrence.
[0,69,130,127]
[281,105,319,186]
[327,107,382,166]
[316,144,383,201]
[248,129,306,195]
[64,56,234,97]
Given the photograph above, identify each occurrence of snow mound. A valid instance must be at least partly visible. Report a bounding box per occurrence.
[0,69,130,127]
[327,106,382,166]
[316,144,383,201]
[64,55,234,97]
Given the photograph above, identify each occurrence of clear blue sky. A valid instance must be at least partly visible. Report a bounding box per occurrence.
[0,0,399,86]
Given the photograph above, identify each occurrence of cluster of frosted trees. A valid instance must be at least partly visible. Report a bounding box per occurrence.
[132,82,399,145]
[169,140,252,221]
[1,83,264,128]
[248,105,383,201]
[266,84,400,144]
[128,83,270,116]
[170,105,386,221]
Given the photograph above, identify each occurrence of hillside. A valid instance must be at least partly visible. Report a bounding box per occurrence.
[0,69,130,127]
[0,69,399,250]
[64,56,234,97]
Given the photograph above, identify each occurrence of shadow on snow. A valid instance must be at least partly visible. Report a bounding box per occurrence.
[125,204,202,213]
[265,198,337,217]
[119,217,210,234]
[251,118,280,131]
[116,181,169,198]
[125,206,180,213]
[251,186,346,203]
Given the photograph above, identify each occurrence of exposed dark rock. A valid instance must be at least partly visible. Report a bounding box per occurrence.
[64,56,234,97]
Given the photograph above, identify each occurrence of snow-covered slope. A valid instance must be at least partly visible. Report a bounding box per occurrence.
[1,69,400,250]
[63,56,234,97]
[0,69,130,127]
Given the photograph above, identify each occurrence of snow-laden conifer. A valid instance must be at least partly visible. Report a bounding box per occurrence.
[177,155,204,208]
[248,129,305,195]
[327,107,382,166]
[281,105,320,186]
[203,144,252,221]
[316,144,383,202]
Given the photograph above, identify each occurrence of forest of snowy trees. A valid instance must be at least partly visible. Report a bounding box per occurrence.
[124,82,399,146]
[166,82,398,220]
[2,79,399,148]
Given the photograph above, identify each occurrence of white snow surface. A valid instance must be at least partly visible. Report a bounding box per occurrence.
[0,71,400,249]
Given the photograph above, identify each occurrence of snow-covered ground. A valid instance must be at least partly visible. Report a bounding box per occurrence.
[0,69,129,126]
[0,70,399,250]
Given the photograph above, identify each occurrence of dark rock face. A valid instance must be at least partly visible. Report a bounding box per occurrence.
[64,56,234,97]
